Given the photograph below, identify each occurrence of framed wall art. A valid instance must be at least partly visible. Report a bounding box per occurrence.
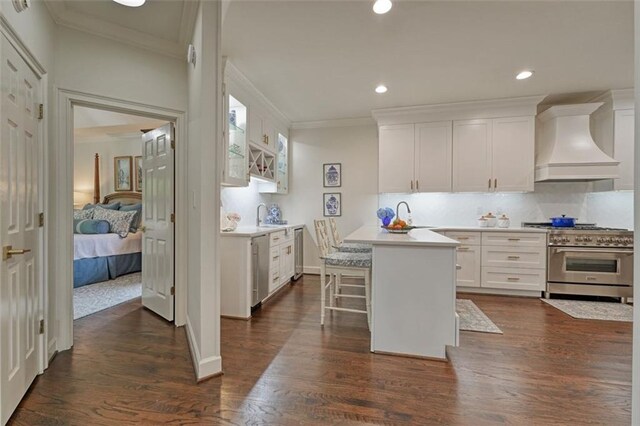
[323,163,341,187]
[323,192,341,217]
[114,156,132,192]
[134,156,143,192]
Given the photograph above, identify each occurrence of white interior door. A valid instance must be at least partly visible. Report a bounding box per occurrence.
[141,123,174,321]
[0,35,41,425]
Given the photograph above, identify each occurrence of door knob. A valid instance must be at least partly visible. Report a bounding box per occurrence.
[140,226,147,233]
[3,246,31,261]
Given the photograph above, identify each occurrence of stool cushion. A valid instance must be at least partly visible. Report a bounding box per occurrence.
[335,243,372,253]
[324,252,371,268]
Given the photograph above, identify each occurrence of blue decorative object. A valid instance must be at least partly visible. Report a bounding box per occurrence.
[382,217,391,226]
[376,207,395,225]
[265,204,283,224]
[73,219,110,234]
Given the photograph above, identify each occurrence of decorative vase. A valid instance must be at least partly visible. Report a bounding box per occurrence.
[382,217,391,227]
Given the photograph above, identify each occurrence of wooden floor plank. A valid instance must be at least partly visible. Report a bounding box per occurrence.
[9,275,631,425]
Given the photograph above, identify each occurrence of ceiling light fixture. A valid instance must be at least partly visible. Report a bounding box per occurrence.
[375,85,388,94]
[516,70,534,80]
[373,0,392,14]
[112,0,146,7]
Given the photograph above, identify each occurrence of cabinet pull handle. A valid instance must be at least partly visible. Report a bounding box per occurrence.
[410,180,414,191]
[507,255,521,260]
[457,247,470,251]
[457,237,470,240]
[273,256,279,260]
[494,178,497,189]
[416,180,419,191]
[507,277,520,281]
[263,135,268,145]
[507,238,521,241]
[273,276,280,282]
[273,237,279,241]
[488,178,492,190]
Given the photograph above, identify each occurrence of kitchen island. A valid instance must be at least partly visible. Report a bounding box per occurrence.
[345,226,460,360]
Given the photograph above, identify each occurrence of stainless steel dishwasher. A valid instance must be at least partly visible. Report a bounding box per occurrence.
[294,227,304,280]
[251,234,270,306]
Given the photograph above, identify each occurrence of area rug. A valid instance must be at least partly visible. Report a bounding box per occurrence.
[74,272,142,320]
[541,299,633,322]
[456,299,503,334]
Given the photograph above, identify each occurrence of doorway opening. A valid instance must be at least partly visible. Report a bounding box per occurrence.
[72,106,167,321]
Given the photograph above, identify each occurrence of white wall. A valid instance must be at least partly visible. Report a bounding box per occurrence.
[74,139,142,201]
[221,179,272,226]
[186,1,222,380]
[278,124,379,270]
[631,1,639,422]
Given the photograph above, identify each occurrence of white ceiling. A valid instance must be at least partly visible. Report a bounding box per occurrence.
[74,106,167,144]
[45,0,198,57]
[222,1,634,123]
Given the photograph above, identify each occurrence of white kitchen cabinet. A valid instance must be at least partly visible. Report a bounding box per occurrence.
[378,124,415,193]
[481,267,546,292]
[279,241,295,285]
[456,245,481,287]
[452,119,492,192]
[613,109,635,190]
[259,130,289,194]
[453,117,534,192]
[249,106,276,153]
[492,116,535,191]
[415,121,453,192]
[379,122,452,193]
[221,86,249,187]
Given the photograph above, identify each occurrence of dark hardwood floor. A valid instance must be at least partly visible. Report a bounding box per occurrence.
[10,275,632,425]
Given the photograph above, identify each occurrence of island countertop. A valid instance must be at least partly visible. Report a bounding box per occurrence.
[220,224,305,237]
[345,226,459,247]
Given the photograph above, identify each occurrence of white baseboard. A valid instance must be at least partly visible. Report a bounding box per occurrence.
[185,315,222,381]
[47,338,57,363]
[457,287,542,298]
[303,266,320,275]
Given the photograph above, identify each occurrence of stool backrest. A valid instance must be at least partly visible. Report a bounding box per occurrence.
[328,217,343,247]
[314,219,332,258]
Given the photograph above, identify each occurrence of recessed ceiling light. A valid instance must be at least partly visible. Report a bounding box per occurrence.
[516,70,534,80]
[113,0,146,7]
[373,0,392,14]
[375,85,388,94]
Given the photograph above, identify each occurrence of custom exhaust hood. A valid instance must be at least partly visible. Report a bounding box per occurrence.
[535,103,619,182]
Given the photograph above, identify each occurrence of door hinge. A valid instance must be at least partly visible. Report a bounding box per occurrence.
[38,212,44,227]
[170,213,175,223]
[38,103,44,120]
[39,319,45,335]
[171,127,176,149]
[170,287,175,296]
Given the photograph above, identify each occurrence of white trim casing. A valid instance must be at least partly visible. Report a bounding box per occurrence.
[291,117,375,130]
[53,88,188,353]
[185,315,222,381]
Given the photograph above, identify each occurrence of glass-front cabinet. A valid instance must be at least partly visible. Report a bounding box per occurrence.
[223,91,249,187]
[276,132,289,193]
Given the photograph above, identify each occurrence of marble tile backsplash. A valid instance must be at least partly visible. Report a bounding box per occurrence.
[221,179,272,226]
[379,183,634,230]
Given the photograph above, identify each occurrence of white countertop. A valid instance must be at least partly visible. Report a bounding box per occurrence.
[431,226,547,233]
[220,224,305,237]
[345,226,459,247]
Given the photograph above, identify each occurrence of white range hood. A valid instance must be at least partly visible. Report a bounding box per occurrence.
[535,103,620,181]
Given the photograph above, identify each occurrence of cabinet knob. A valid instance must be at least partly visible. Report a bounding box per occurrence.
[410,180,414,191]
[488,178,492,190]
[494,178,497,190]
[416,180,419,191]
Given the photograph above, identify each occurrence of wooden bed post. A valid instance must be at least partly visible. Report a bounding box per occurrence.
[93,153,100,204]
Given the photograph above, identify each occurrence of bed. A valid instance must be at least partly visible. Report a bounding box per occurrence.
[73,160,144,288]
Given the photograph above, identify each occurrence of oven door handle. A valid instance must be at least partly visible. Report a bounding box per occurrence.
[553,248,634,255]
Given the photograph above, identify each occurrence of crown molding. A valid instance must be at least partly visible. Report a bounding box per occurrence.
[589,88,634,111]
[372,95,547,126]
[291,117,375,130]
[44,0,188,59]
[178,0,199,46]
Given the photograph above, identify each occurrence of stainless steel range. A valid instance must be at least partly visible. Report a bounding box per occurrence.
[523,223,634,301]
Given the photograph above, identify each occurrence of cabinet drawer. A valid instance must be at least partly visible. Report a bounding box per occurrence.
[456,245,481,287]
[481,232,546,247]
[270,230,286,245]
[481,246,546,269]
[481,267,545,291]
[444,231,481,246]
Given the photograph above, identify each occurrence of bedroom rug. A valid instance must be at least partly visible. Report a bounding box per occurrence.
[541,299,633,322]
[456,299,503,334]
[74,272,142,320]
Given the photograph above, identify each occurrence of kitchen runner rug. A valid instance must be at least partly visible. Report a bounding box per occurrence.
[74,272,142,320]
[541,299,633,322]
[456,299,503,334]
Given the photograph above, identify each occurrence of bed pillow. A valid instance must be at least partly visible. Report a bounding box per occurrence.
[119,203,142,231]
[82,202,121,211]
[73,219,110,234]
[92,206,137,238]
[73,209,93,220]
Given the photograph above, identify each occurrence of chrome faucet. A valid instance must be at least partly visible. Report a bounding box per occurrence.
[256,203,267,227]
[396,201,412,223]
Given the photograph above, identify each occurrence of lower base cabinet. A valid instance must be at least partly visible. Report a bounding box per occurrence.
[444,230,547,295]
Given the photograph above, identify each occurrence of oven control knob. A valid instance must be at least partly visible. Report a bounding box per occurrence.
[596,237,604,243]
[575,236,583,242]
[585,236,593,242]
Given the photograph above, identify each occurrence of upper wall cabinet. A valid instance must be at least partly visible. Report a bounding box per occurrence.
[222,88,249,187]
[374,96,543,194]
[379,122,452,193]
[591,89,634,191]
[249,106,277,154]
[453,116,535,192]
